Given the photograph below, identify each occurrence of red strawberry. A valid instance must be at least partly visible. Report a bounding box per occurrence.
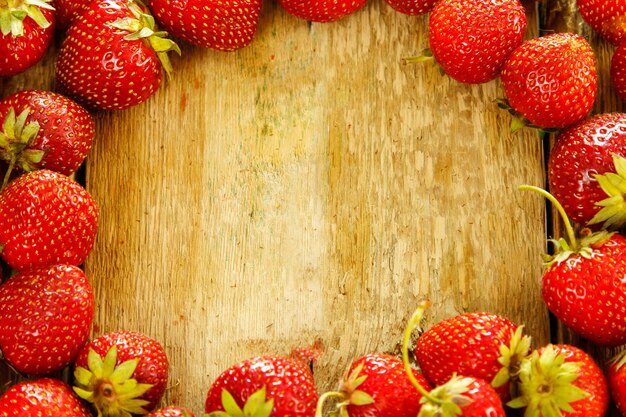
[0,169,98,271]
[547,114,626,228]
[0,264,94,375]
[420,376,506,417]
[73,330,169,415]
[522,185,626,346]
[608,350,626,417]
[414,312,530,402]
[317,353,431,417]
[278,0,367,23]
[383,0,436,15]
[0,90,94,180]
[149,0,262,51]
[0,0,55,77]
[55,0,180,111]
[576,0,626,46]
[146,405,197,417]
[53,0,91,29]
[426,0,527,84]
[0,378,92,416]
[508,344,609,417]
[499,33,597,132]
[204,355,318,417]
[611,42,626,102]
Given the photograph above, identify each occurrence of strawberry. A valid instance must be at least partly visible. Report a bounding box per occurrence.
[73,330,170,415]
[53,0,90,29]
[0,89,94,181]
[55,0,180,111]
[576,0,626,46]
[204,355,318,417]
[278,0,367,23]
[522,185,626,346]
[608,350,626,417]
[499,33,597,132]
[508,344,609,417]
[383,0,436,16]
[317,353,431,417]
[426,0,527,84]
[146,405,197,417]
[611,41,626,102]
[0,264,94,375]
[548,114,626,228]
[0,378,92,416]
[0,169,98,271]
[149,0,262,51]
[0,0,55,77]
[414,312,531,402]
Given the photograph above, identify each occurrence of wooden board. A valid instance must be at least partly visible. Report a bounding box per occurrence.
[2,0,592,414]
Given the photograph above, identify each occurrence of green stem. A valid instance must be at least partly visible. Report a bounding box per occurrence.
[518,185,577,249]
[315,391,345,417]
[401,300,439,404]
[1,156,16,190]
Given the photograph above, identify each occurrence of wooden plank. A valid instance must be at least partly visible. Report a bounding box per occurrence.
[1,0,548,413]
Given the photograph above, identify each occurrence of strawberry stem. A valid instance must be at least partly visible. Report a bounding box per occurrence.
[518,185,577,250]
[314,391,347,417]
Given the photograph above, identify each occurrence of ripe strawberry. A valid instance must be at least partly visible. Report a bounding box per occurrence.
[317,353,431,417]
[522,185,626,346]
[0,90,94,180]
[146,405,197,417]
[0,264,94,375]
[55,0,180,111]
[508,344,609,417]
[499,33,597,132]
[426,0,527,84]
[608,350,626,417]
[149,0,262,51]
[611,42,626,102]
[414,312,530,402]
[0,0,55,77]
[0,169,98,271]
[576,0,626,46]
[420,376,506,417]
[204,355,318,417]
[383,0,436,16]
[0,378,92,416]
[53,0,91,29]
[73,330,169,415]
[548,114,626,229]
[278,0,367,23]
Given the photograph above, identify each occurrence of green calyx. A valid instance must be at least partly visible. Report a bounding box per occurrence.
[507,345,590,416]
[492,326,532,397]
[417,375,473,417]
[313,363,374,417]
[495,99,559,134]
[588,153,626,230]
[609,350,626,372]
[73,346,154,417]
[204,387,274,417]
[0,0,54,36]
[107,0,181,78]
[0,107,45,190]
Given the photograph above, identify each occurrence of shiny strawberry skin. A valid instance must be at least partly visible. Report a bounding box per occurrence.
[542,233,626,347]
[345,353,431,417]
[0,170,98,271]
[204,355,318,417]
[0,264,94,375]
[150,0,261,51]
[0,90,94,176]
[414,312,520,402]
[608,355,626,416]
[53,0,92,29]
[428,0,527,84]
[456,378,505,417]
[75,330,170,411]
[500,33,597,129]
[548,113,626,226]
[278,0,367,22]
[0,8,55,77]
[576,0,626,46]
[55,0,165,110]
[0,378,92,416]
[611,42,626,102]
[146,405,197,417]
[383,0,436,15]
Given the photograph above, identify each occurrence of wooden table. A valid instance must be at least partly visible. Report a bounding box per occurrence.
[0,0,622,415]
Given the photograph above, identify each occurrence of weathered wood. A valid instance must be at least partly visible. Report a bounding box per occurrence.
[1,0,550,414]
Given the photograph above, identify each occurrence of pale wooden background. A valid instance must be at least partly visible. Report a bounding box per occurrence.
[1,0,621,415]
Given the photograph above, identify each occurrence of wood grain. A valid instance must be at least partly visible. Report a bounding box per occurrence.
[2,0,552,414]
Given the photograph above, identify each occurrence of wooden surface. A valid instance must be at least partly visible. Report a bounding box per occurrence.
[2,0,618,414]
